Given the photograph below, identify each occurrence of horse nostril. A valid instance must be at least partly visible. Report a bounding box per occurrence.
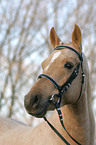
[24,94,40,111]
[32,95,39,108]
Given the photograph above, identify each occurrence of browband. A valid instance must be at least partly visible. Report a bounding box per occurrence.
[54,45,83,61]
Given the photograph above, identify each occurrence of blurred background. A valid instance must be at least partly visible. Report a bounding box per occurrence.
[0,0,96,129]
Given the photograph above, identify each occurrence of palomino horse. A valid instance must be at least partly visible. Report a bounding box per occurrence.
[24,24,95,145]
[0,25,95,145]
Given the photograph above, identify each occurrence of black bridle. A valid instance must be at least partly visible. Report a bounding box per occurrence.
[38,45,85,145]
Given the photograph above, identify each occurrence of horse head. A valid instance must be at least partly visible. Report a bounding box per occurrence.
[24,25,83,118]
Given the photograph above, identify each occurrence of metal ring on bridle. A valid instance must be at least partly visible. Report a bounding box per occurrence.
[50,93,61,104]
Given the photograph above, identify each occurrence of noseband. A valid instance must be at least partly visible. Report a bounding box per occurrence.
[38,45,85,145]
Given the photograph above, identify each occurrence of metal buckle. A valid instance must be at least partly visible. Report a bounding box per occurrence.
[50,93,61,104]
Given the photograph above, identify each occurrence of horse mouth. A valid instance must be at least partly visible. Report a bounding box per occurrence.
[29,99,52,118]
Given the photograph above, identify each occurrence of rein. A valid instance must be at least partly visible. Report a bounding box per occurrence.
[38,45,85,145]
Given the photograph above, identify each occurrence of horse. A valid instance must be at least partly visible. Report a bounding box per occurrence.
[0,25,95,145]
[24,24,95,145]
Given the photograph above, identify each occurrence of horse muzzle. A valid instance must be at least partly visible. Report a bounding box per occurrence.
[24,93,52,118]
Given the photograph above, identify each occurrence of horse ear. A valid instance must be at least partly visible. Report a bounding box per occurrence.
[72,24,82,52]
[50,27,61,49]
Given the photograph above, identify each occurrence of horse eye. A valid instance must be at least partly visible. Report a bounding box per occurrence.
[64,62,74,69]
